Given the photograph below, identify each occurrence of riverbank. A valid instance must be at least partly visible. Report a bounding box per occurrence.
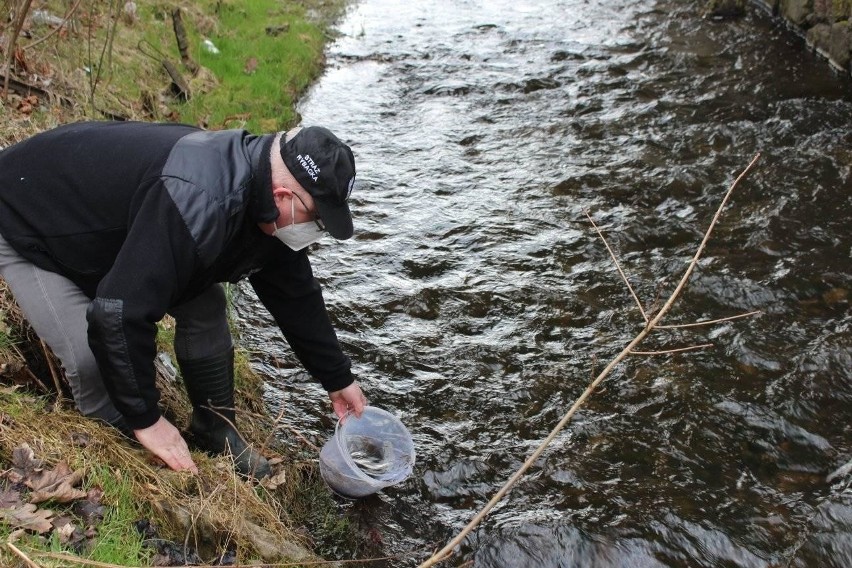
[756,0,852,75]
[0,1,361,566]
[705,0,852,76]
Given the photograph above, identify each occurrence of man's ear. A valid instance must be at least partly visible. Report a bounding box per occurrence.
[272,186,292,203]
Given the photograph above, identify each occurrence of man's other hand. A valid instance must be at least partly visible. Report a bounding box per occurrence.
[134,416,199,473]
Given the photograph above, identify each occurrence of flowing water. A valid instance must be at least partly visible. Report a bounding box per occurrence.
[233,0,852,565]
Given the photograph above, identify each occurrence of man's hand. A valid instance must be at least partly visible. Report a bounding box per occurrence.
[329,382,367,420]
[134,416,198,473]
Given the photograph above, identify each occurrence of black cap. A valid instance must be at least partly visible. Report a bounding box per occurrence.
[280,126,356,239]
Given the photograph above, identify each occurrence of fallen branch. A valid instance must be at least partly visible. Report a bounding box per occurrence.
[0,71,74,107]
[138,40,191,101]
[417,153,761,567]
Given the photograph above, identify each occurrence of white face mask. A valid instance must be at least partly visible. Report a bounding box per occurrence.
[272,196,326,251]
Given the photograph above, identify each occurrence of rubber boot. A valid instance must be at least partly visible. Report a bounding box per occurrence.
[180,349,270,479]
[108,416,134,440]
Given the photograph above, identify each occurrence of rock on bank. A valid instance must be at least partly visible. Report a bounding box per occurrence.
[750,0,851,75]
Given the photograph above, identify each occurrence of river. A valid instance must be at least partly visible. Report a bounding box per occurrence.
[233,0,852,566]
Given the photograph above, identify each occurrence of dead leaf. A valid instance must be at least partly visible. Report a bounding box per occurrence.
[260,470,287,490]
[0,503,54,533]
[28,461,87,504]
[823,288,848,305]
[7,443,42,483]
[366,527,384,547]
[72,498,105,525]
[12,444,40,470]
[70,431,91,447]
[265,24,289,36]
[53,515,87,547]
[13,46,29,74]
[86,486,104,504]
[0,487,24,509]
[150,541,203,566]
[53,516,75,539]
[17,100,34,115]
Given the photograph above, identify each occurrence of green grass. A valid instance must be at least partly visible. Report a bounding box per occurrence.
[3,1,339,140]
[0,331,15,352]
[0,306,20,351]
[0,393,149,567]
[82,464,150,565]
[174,0,328,132]
[36,463,151,566]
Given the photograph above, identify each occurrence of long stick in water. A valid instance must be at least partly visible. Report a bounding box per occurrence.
[418,153,762,567]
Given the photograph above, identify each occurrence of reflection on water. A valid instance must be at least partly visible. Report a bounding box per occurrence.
[233,0,852,566]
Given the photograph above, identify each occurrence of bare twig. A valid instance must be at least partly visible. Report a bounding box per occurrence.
[11,343,50,393]
[86,0,122,114]
[39,340,63,396]
[417,153,761,567]
[286,425,321,453]
[257,403,286,462]
[6,541,41,568]
[654,310,761,329]
[651,154,761,325]
[198,403,262,477]
[629,343,714,356]
[227,404,321,452]
[3,0,36,101]
[585,211,648,323]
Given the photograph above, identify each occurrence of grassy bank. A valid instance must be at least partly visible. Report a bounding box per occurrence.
[1,0,342,142]
[0,1,361,566]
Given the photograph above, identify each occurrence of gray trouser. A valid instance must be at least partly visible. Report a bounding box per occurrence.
[0,234,233,428]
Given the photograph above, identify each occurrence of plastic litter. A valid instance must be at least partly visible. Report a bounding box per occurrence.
[201,39,220,55]
[31,10,64,27]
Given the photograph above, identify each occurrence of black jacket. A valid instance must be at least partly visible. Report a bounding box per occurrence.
[0,121,352,429]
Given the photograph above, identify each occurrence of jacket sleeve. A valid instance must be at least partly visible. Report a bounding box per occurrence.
[248,247,353,393]
[86,185,200,430]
